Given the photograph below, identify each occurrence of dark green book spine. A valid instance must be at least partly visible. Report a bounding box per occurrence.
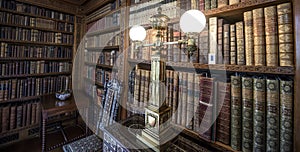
[205,0,211,10]
[242,77,253,152]
[266,78,280,151]
[280,79,293,152]
[253,78,266,151]
[230,75,242,150]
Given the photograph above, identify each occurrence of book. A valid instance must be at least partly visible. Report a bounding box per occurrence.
[26,103,31,126]
[253,78,266,151]
[236,21,245,65]
[277,3,293,66]
[193,74,201,132]
[186,72,194,129]
[177,72,183,125]
[172,71,179,123]
[199,23,209,64]
[253,8,266,66]
[209,17,217,64]
[241,77,253,152]
[244,11,254,65]
[181,72,188,127]
[218,0,228,8]
[279,79,293,152]
[2,106,10,132]
[264,6,279,66]
[230,75,242,150]
[10,105,16,130]
[205,0,211,10]
[230,24,237,65]
[223,24,230,64]
[266,78,280,151]
[216,82,231,145]
[211,0,217,9]
[199,0,205,11]
[133,69,141,106]
[217,19,224,64]
[229,0,239,5]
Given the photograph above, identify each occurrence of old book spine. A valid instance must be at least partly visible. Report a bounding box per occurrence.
[22,103,27,127]
[253,78,266,151]
[133,69,140,106]
[217,19,224,64]
[2,106,10,132]
[9,104,16,130]
[172,71,179,123]
[31,103,36,124]
[236,21,245,65]
[144,70,150,107]
[177,72,183,125]
[211,0,217,9]
[166,70,170,107]
[139,70,145,108]
[191,0,198,9]
[205,0,211,10]
[223,24,230,64]
[209,17,218,64]
[277,3,293,66]
[26,102,31,126]
[218,0,228,8]
[230,75,242,150]
[242,77,253,152]
[199,0,205,11]
[216,82,231,145]
[266,78,280,151]
[186,72,194,129]
[199,23,209,64]
[264,6,279,66]
[253,8,266,66]
[167,25,173,62]
[181,72,188,127]
[279,79,293,152]
[244,11,254,65]
[229,0,239,5]
[193,74,201,132]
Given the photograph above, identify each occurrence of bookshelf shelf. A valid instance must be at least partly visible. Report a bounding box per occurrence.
[0,94,49,104]
[0,58,72,61]
[86,45,119,51]
[128,59,295,75]
[0,8,74,24]
[0,39,73,47]
[96,64,113,69]
[0,124,39,136]
[0,22,73,34]
[86,26,120,37]
[0,72,71,79]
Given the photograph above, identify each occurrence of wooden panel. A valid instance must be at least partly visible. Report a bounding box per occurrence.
[293,0,300,151]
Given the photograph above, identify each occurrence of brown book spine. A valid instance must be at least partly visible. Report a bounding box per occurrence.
[253,8,266,66]
[253,78,266,151]
[167,70,173,108]
[31,103,36,124]
[217,19,224,64]
[223,24,230,64]
[22,103,27,127]
[277,3,293,66]
[242,77,253,152]
[186,73,195,129]
[265,6,279,66]
[26,102,31,126]
[2,106,10,132]
[199,0,205,11]
[218,0,228,8]
[181,72,188,127]
[266,78,280,151]
[177,72,183,125]
[216,82,231,145]
[133,69,141,106]
[236,21,245,65]
[143,70,150,108]
[244,11,254,65]
[279,79,293,152]
[229,0,239,5]
[10,105,16,130]
[172,71,179,123]
[193,74,201,132]
[139,70,145,108]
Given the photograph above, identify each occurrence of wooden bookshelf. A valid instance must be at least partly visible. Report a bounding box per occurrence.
[0,23,73,34]
[0,58,72,61]
[0,72,72,79]
[0,39,73,47]
[86,26,120,37]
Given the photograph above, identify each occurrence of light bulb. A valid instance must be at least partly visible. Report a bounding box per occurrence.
[129,25,146,41]
[180,10,206,33]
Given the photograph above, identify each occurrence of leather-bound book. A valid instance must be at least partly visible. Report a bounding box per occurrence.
[172,71,179,123]
[230,24,237,65]
[241,76,253,152]
[22,103,27,127]
[217,19,224,64]
[277,3,294,66]
[9,104,16,130]
[236,21,245,65]
[223,24,230,64]
[198,77,215,140]
[2,106,10,132]
[205,0,211,10]
[266,78,280,151]
[211,0,217,9]
[193,74,201,132]
[244,11,254,65]
[177,72,183,125]
[181,72,188,127]
[143,70,150,107]
[139,69,145,108]
[253,78,266,151]
[199,0,205,11]
[230,75,242,150]
[216,82,231,145]
[229,0,239,5]
[279,79,293,152]
[133,69,141,106]
[26,102,31,126]
[264,6,279,66]
[253,8,266,66]
[218,0,228,8]
[209,17,218,64]
[199,23,209,64]
[31,103,36,124]
[186,72,195,129]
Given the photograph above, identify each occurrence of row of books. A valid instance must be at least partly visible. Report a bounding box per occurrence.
[0,61,71,76]
[0,76,71,102]
[98,51,117,66]
[0,43,73,58]
[95,69,113,86]
[87,11,120,32]
[129,0,178,27]
[85,3,114,26]
[0,100,40,133]
[0,12,74,33]
[127,68,293,151]
[0,26,74,44]
[86,32,120,47]
[0,0,75,23]
[197,0,246,11]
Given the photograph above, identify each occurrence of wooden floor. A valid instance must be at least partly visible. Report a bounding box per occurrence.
[0,125,86,152]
